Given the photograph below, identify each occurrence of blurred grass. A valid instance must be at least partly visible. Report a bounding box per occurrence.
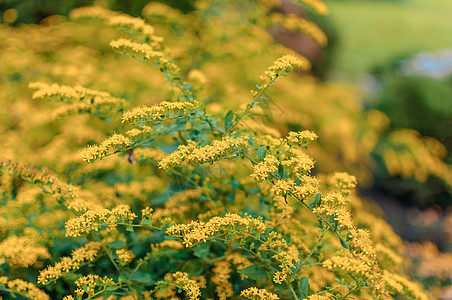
[325,0,452,79]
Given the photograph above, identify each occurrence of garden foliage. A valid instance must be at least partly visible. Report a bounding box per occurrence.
[0,0,449,299]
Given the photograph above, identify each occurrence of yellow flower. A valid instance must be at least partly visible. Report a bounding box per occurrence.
[166,213,267,247]
[65,205,136,237]
[0,276,49,300]
[159,136,248,170]
[251,155,279,182]
[121,101,198,124]
[212,260,234,300]
[38,242,102,285]
[165,272,201,300]
[241,287,280,300]
[80,133,131,163]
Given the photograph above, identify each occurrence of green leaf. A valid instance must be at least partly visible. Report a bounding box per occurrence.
[299,276,310,299]
[126,226,134,232]
[130,271,154,283]
[118,271,130,283]
[310,193,322,208]
[224,110,234,131]
[193,243,210,259]
[257,146,266,161]
[278,164,285,179]
[339,235,349,249]
[182,260,205,276]
[238,264,267,280]
[183,83,191,90]
[108,240,126,249]
[142,218,152,226]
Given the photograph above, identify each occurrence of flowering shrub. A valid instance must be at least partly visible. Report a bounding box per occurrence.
[0,1,448,299]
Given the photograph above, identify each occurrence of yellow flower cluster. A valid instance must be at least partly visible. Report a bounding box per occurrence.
[0,160,90,212]
[74,274,115,297]
[0,235,50,267]
[151,240,185,250]
[323,254,374,280]
[166,272,201,300]
[263,232,301,284]
[251,155,279,182]
[166,213,267,247]
[121,101,198,124]
[285,130,318,147]
[212,260,234,300]
[38,242,102,285]
[255,55,308,93]
[349,228,377,259]
[29,82,127,118]
[188,69,208,85]
[270,13,327,47]
[332,172,357,195]
[405,241,452,280]
[110,38,179,75]
[142,2,184,21]
[80,133,131,163]
[270,176,319,199]
[0,276,49,300]
[382,271,429,300]
[240,287,280,300]
[324,235,386,296]
[116,249,135,265]
[71,6,163,46]
[375,243,403,266]
[313,191,353,230]
[382,129,452,185]
[108,15,158,42]
[29,81,118,102]
[226,251,253,275]
[159,136,248,170]
[281,149,315,174]
[65,204,137,237]
[69,5,118,20]
[141,206,154,220]
[133,147,165,162]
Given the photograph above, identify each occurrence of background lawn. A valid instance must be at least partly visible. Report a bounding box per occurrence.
[325,0,452,79]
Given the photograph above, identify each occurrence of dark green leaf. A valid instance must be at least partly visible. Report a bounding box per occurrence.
[339,235,349,249]
[299,276,310,298]
[131,271,154,283]
[108,240,126,249]
[278,164,285,179]
[142,218,152,226]
[193,243,210,259]
[257,146,266,161]
[238,264,267,280]
[224,110,234,131]
[310,193,322,208]
[182,260,205,276]
[118,271,130,283]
